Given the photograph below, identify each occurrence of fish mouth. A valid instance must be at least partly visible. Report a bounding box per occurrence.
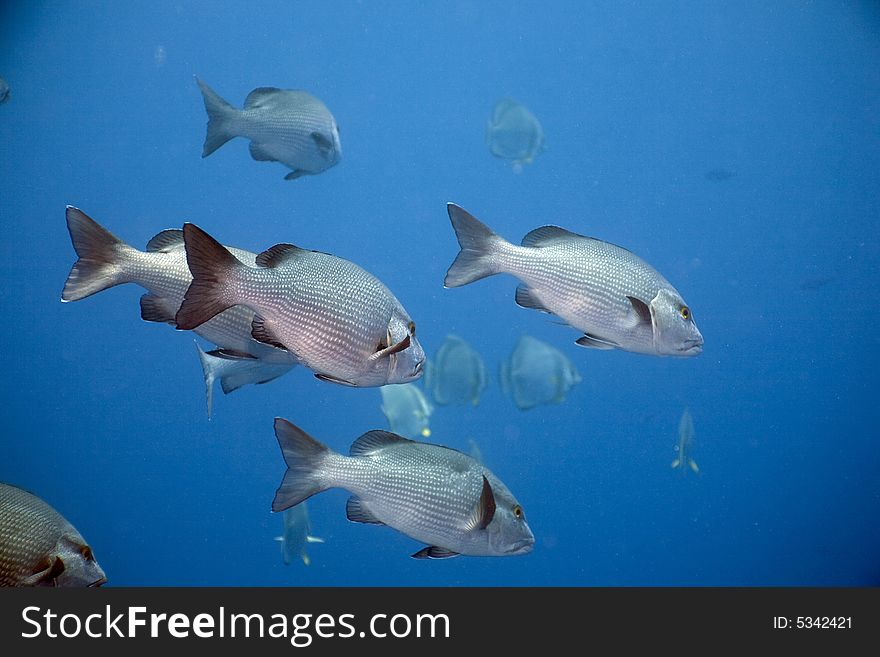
[678,339,703,355]
[506,537,535,555]
[88,575,108,587]
[411,360,425,378]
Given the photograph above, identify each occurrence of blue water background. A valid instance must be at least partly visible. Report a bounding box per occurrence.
[1,1,878,585]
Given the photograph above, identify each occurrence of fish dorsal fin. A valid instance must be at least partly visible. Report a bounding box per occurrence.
[369,334,411,362]
[575,334,619,350]
[464,475,496,532]
[256,243,307,268]
[350,430,412,457]
[626,296,652,325]
[411,546,460,560]
[345,497,385,525]
[514,284,551,313]
[311,131,334,157]
[145,229,185,253]
[521,225,585,247]
[251,315,288,350]
[244,87,281,109]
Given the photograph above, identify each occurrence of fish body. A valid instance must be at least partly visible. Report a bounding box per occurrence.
[423,335,487,405]
[486,98,544,169]
[275,504,323,566]
[62,208,296,410]
[671,408,699,474]
[444,204,703,357]
[272,419,534,558]
[500,335,581,410]
[197,78,341,180]
[0,77,10,104]
[380,383,433,438]
[176,223,425,387]
[0,483,106,587]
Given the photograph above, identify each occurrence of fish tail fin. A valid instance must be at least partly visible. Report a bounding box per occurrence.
[175,223,244,330]
[62,206,134,301]
[272,418,334,512]
[195,77,238,157]
[444,203,507,287]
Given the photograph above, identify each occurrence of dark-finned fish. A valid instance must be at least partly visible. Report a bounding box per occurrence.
[61,207,297,414]
[444,204,704,357]
[176,223,425,388]
[0,483,106,587]
[271,419,534,559]
[196,77,341,181]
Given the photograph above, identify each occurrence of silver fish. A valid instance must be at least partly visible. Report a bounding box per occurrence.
[196,77,341,181]
[271,419,534,559]
[444,204,704,357]
[423,335,488,406]
[486,99,544,172]
[176,223,425,387]
[671,408,699,475]
[0,77,10,104]
[62,208,296,413]
[0,483,106,587]
[380,383,433,439]
[500,335,582,410]
[274,504,323,566]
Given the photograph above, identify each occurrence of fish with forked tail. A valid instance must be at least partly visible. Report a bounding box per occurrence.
[176,223,425,387]
[271,419,534,559]
[443,204,703,357]
[196,77,341,181]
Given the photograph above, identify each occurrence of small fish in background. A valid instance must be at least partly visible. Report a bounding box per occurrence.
[380,383,433,438]
[0,483,106,587]
[61,207,297,415]
[0,77,9,104]
[444,204,704,357]
[486,98,544,173]
[176,223,425,388]
[500,335,582,410]
[423,335,488,406]
[671,408,699,475]
[704,168,735,182]
[196,77,341,181]
[274,503,323,566]
[271,418,534,559]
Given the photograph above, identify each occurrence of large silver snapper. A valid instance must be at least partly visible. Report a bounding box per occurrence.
[380,383,433,438]
[61,207,296,414]
[423,334,488,406]
[486,99,544,172]
[271,419,534,559]
[500,335,582,410]
[274,503,323,566]
[176,223,425,387]
[196,77,341,181]
[0,483,106,587]
[444,204,704,357]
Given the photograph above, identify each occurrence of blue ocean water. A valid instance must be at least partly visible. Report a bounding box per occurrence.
[1,0,878,586]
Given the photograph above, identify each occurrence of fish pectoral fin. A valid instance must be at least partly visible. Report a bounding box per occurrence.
[464,475,497,532]
[311,131,334,157]
[314,372,359,387]
[346,497,386,525]
[514,285,552,313]
[411,546,460,560]
[21,555,66,586]
[284,170,307,181]
[626,295,653,327]
[251,315,288,350]
[575,334,619,350]
[368,334,411,362]
[249,141,277,162]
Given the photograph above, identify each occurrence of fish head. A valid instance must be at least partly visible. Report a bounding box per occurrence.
[484,478,535,556]
[649,288,703,357]
[383,313,426,384]
[49,534,107,587]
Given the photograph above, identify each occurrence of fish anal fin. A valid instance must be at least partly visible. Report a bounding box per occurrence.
[575,334,618,350]
[411,546,460,560]
[514,285,552,313]
[346,497,385,525]
[314,373,358,387]
[251,315,288,350]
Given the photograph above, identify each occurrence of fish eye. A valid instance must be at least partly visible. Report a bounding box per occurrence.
[407,321,416,336]
[512,504,523,519]
[680,306,690,320]
[80,545,94,561]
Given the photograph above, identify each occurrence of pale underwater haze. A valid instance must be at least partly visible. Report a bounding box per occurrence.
[1,0,878,585]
